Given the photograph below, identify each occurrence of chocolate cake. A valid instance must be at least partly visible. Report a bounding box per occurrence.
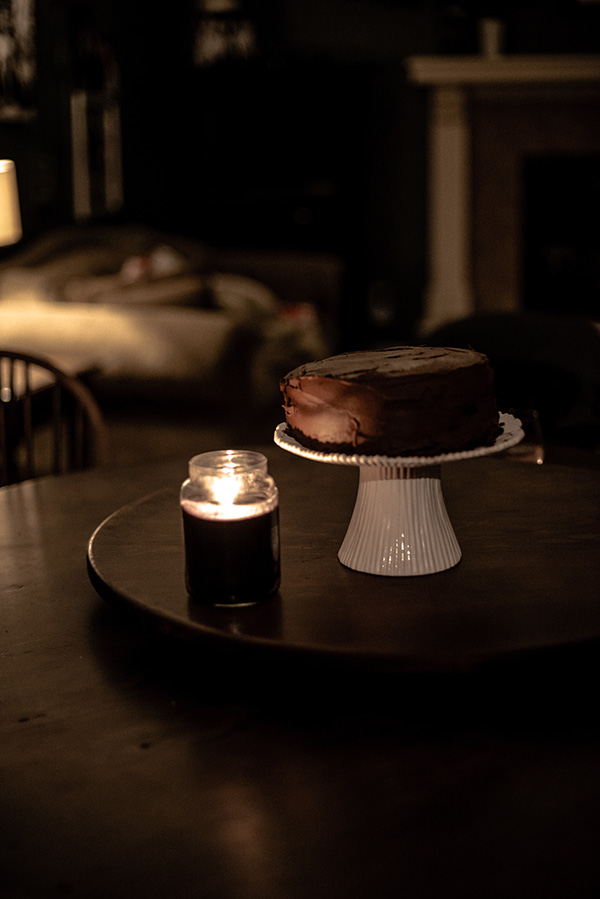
[280,346,501,456]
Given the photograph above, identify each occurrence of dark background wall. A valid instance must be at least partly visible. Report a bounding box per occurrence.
[1,0,600,346]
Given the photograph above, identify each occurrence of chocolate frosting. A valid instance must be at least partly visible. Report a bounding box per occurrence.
[285,345,486,380]
[280,345,500,456]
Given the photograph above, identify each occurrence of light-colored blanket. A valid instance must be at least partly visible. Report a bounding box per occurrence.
[0,267,328,402]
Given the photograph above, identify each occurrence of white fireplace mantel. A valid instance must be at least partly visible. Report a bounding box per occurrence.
[406,54,600,335]
[407,53,600,87]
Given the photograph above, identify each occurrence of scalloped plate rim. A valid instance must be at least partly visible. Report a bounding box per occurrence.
[273,412,524,468]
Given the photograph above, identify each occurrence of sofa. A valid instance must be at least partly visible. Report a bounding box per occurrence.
[0,223,343,413]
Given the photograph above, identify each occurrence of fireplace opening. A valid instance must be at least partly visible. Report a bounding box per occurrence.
[523,155,600,322]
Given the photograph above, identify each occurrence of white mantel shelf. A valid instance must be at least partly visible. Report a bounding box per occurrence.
[406,54,600,86]
[406,54,600,336]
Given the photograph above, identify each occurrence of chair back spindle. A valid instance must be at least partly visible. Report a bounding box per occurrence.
[0,350,111,486]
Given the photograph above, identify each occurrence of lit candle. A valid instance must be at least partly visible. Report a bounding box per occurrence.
[181,450,280,607]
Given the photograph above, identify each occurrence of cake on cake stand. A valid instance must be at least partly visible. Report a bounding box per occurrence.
[274,412,523,576]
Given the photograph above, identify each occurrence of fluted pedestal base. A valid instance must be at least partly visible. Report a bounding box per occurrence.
[338,465,461,576]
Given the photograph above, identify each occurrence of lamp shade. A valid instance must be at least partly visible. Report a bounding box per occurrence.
[0,160,22,246]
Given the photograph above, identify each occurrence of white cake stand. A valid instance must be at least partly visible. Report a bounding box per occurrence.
[274,412,523,577]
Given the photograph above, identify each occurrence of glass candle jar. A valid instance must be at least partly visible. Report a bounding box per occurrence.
[181,450,280,607]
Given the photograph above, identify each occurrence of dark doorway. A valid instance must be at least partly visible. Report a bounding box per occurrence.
[523,155,600,321]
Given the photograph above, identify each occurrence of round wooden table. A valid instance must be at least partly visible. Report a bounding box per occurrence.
[2,449,600,899]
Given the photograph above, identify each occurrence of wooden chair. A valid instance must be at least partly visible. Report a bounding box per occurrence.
[0,350,112,486]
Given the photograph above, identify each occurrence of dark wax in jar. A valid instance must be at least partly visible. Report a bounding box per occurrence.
[183,506,280,606]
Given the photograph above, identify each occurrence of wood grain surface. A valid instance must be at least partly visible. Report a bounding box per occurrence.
[2,451,600,899]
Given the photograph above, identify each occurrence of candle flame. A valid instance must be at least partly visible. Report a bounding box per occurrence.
[210,464,243,507]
